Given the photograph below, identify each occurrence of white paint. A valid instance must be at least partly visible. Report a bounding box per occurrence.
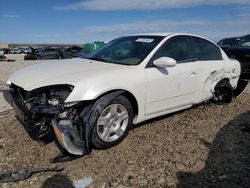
[7,33,241,125]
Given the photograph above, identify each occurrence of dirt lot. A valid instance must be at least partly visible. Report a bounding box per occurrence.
[0,55,250,188]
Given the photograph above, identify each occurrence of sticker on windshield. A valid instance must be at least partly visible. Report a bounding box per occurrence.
[136,38,154,43]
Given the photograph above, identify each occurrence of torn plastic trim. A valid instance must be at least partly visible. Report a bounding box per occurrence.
[64,101,80,108]
[52,119,85,156]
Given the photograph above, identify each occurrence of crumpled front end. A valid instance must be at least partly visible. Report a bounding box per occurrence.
[3,84,90,155]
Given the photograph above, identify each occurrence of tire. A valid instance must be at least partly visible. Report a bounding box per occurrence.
[86,95,133,149]
[214,79,233,104]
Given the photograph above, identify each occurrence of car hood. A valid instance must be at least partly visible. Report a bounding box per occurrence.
[8,58,126,91]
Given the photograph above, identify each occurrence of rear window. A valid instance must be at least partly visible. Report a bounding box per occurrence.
[190,37,222,61]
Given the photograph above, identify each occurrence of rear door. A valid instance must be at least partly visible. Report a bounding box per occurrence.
[188,36,225,102]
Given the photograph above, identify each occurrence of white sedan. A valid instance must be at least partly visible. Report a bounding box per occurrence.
[3,33,241,156]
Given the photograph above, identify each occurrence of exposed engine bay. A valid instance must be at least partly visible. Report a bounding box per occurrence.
[3,84,91,156]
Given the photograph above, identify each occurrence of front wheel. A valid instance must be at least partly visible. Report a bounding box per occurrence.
[90,96,133,149]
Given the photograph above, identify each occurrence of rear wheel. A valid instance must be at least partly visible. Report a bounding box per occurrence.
[213,80,233,104]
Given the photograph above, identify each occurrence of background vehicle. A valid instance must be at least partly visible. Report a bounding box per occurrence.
[0,48,10,54]
[10,48,22,54]
[217,37,242,52]
[219,34,250,81]
[24,48,61,60]
[0,49,5,61]
[59,46,83,59]
[4,33,241,156]
[21,48,32,54]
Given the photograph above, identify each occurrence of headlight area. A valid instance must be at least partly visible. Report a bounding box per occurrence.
[5,84,93,156]
[27,84,74,114]
[8,84,79,141]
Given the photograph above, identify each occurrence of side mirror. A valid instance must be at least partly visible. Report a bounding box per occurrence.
[153,57,177,68]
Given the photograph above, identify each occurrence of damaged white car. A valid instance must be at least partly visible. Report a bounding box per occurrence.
[3,33,242,156]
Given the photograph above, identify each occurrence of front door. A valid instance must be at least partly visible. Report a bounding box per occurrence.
[145,36,199,115]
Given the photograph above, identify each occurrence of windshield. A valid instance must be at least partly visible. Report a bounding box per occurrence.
[241,35,250,47]
[218,38,241,46]
[86,35,164,65]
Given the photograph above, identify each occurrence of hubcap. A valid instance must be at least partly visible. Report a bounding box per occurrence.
[97,104,129,142]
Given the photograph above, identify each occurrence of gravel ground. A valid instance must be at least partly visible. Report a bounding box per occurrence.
[0,55,250,188]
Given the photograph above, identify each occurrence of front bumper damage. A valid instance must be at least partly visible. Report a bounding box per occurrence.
[51,119,85,155]
[3,87,90,156]
[3,89,33,123]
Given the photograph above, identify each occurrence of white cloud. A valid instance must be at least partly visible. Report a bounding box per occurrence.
[54,0,250,11]
[32,15,250,43]
[80,20,206,34]
[78,17,250,42]
[0,14,21,18]
[35,34,63,38]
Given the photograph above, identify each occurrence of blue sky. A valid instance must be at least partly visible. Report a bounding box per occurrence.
[0,0,250,44]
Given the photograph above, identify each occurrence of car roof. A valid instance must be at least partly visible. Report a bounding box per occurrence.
[128,33,210,39]
[130,33,172,37]
[127,32,220,48]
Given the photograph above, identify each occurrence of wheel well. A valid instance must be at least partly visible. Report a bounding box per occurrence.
[214,78,233,103]
[122,91,139,117]
[215,78,232,87]
[97,90,139,117]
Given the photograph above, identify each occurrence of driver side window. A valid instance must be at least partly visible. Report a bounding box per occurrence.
[151,36,189,64]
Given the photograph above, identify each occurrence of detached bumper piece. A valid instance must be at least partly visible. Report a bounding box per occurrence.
[52,119,88,156]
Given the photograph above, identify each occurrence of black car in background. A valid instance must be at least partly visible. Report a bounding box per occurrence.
[0,48,10,54]
[59,46,83,59]
[217,37,242,52]
[24,48,61,60]
[218,34,250,96]
[225,35,250,80]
